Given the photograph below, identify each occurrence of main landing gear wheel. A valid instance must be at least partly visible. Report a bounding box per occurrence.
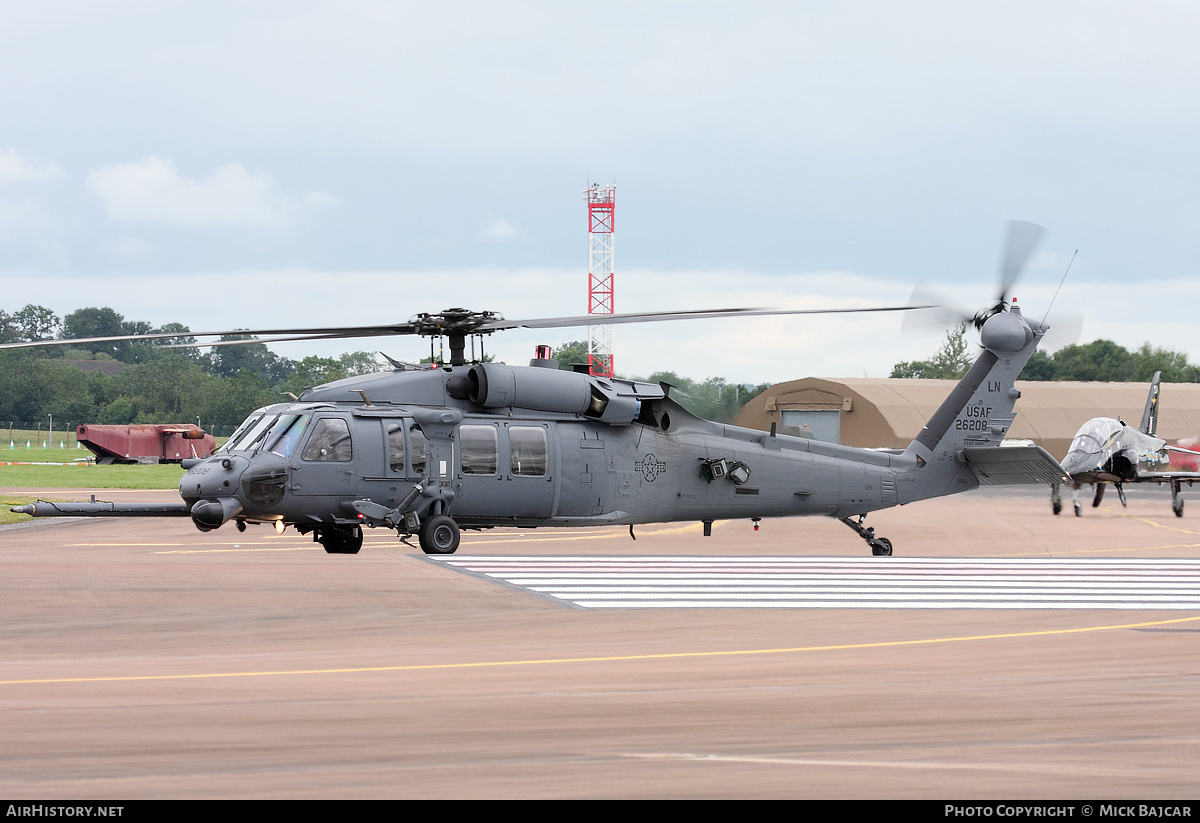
[869,537,893,557]
[320,525,363,554]
[419,515,460,554]
[1172,481,1184,518]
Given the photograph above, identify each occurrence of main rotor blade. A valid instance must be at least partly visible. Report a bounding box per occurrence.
[0,305,934,351]
[480,305,935,332]
[0,324,416,351]
[189,331,393,348]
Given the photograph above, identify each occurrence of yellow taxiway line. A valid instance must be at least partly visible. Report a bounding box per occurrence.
[5,613,1199,687]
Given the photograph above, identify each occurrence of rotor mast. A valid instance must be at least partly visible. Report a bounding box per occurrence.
[586,183,616,377]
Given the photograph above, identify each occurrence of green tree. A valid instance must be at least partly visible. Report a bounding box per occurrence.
[99,397,136,424]
[1019,350,1057,380]
[340,351,384,376]
[1129,343,1200,383]
[645,372,768,423]
[33,359,98,424]
[0,350,37,419]
[62,307,130,359]
[0,310,18,343]
[13,304,60,342]
[285,356,348,395]
[891,324,974,379]
[200,370,279,431]
[1051,339,1133,382]
[203,335,294,383]
[118,356,210,418]
[551,340,590,369]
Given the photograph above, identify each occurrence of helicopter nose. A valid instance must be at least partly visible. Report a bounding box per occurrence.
[181,455,246,499]
[181,454,250,531]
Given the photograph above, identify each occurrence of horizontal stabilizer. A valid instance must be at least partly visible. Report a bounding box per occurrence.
[960,445,1066,485]
[1137,471,1200,483]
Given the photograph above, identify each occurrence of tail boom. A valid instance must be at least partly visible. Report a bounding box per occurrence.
[899,309,1065,503]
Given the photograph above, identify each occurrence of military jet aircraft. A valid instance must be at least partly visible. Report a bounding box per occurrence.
[9,224,1067,556]
[1052,371,1200,517]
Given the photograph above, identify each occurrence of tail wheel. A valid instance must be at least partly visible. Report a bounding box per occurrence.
[419,515,460,555]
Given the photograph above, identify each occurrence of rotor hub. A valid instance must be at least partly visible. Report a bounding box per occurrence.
[408,309,504,338]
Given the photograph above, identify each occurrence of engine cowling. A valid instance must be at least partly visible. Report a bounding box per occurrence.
[464,363,664,425]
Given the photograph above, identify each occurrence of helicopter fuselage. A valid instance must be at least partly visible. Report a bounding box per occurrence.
[180,364,908,541]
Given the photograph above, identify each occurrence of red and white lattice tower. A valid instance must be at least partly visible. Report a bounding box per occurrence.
[585,183,616,377]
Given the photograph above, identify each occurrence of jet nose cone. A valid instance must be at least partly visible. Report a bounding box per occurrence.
[1060,452,1095,479]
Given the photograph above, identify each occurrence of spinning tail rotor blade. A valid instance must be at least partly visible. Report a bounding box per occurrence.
[1039,311,1083,352]
[998,220,1046,303]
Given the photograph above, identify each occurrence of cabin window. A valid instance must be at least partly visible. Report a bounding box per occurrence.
[386,421,426,475]
[386,422,405,472]
[410,425,426,474]
[509,426,548,477]
[459,424,497,475]
[301,418,353,462]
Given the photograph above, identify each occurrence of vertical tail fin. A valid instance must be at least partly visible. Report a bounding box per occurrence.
[899,304,1057,501]
[1139,371,1162,436]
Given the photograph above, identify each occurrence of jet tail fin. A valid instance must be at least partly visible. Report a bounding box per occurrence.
[1139,370,1162,436]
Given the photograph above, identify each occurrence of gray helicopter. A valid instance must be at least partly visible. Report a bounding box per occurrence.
[8,227,1066,556]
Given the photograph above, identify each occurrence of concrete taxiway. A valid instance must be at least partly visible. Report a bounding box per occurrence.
[1,486,1199,798]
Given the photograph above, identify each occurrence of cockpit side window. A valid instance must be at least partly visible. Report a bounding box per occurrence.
[219,412,267,453]
[226,414,278,453]
[265,414,311,458]
[301,417,353,462]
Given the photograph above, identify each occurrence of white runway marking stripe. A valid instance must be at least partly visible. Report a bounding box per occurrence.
[437,556,1200,609]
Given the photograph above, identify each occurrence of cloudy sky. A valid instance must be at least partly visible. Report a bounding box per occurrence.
[1,2,1197,383]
